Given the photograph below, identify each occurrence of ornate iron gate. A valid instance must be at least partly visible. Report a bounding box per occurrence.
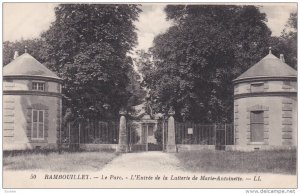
[127,119,168,152]
[127,122,144,152]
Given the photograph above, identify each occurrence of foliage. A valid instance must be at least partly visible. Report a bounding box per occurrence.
[41,4,142,119]
[126,63,147,108]
[3,4,143,120]
[137,5,273,123]
[270,12,297,69]
[3,38,46,66]
[154,126,162,145]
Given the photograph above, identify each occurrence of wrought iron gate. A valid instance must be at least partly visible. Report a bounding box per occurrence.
[127,120,168,152]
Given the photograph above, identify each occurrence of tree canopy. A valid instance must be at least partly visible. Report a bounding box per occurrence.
[270,12,297,69]
[138,5,273,123]
[3,38,45,66]
[3,4,297,123]
[4,4,143,120]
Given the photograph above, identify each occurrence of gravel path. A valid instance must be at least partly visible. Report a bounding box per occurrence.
[101,151,183,174]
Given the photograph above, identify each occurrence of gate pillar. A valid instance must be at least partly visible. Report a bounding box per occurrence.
[166,107,177,152]
[117,110,128,152]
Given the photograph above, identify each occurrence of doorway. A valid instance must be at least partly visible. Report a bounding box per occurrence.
[141,123,162,151]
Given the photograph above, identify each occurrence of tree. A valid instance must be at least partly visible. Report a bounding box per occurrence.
[40,4,141,119]
[126,64,147,107]
[138,5,272,123]
[270,12,297,69]
[3,38,45,66]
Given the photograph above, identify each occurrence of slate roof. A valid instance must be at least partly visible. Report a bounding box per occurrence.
[234,53,297,82]
[3,53,61,80]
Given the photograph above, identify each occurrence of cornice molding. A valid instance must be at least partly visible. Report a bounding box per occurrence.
[3,75,63,83]
[234,91,297,100]
[3,90,62,98]
[233,76,297,84]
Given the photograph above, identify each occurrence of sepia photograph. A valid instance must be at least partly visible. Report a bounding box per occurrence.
[1,2,298,191]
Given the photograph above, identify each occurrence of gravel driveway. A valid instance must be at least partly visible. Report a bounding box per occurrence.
[101,151,183,174]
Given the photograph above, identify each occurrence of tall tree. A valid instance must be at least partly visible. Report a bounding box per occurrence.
[138,5,272,123]
[270,12,297,69]
[39,4,141,119]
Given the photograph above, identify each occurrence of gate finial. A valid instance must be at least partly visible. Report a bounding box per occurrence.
[168,106,175,116]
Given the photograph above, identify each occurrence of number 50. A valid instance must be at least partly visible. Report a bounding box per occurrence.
[30,174,36,179]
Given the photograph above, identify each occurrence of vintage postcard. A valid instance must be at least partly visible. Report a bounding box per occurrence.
[1,2,298,190]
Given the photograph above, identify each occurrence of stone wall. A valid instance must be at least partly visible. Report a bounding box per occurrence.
[234,79,297,150]
[3,94,61,150]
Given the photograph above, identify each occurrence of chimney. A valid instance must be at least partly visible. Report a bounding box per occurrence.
[13,51,19,60]
[280,54,285,63]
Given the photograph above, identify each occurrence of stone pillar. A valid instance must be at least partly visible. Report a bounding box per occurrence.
[166,107,177,152]
[117,110,128,152]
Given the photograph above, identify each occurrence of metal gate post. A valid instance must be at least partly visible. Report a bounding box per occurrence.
[129,125,131,152]
[146,124,148,151]
[162,119,165,152]
[79,123,81,146]
[224,124,227,145]
[68,122,71,147]
[214,124,217,145]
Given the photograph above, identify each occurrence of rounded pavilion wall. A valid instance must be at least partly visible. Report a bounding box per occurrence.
[232,79,297,151]
[234,79,297,95]
[3,78,61,93]
[3,78,62,150]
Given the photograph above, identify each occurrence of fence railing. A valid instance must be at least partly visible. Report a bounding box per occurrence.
[175,122,234,145]
[63,118,234,150]
[63,119,119,146]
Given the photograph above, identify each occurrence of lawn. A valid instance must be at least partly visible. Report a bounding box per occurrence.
[175,149,297,174]
[3,150,119,172]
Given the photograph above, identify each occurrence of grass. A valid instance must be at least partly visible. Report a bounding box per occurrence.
[3,150,119,172]
[175,149,297,174]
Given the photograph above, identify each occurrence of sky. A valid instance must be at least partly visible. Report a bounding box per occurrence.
[3,3,297,52]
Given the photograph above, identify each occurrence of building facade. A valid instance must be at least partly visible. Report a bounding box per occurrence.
[129,102,160,151]
[232,50,297,151]
[3,52,62,150]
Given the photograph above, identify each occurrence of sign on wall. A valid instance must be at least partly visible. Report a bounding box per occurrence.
[187,128,193,134]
